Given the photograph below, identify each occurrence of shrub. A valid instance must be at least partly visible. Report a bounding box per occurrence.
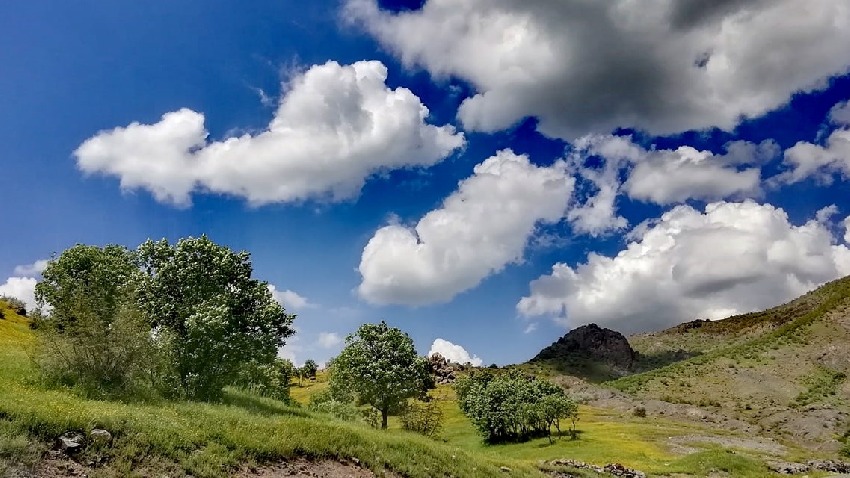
[400,399,443,437]
[234,358,294,401]
[633,406,647,418]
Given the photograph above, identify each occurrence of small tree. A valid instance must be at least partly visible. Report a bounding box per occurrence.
[302,359,318,380]
[331,321,429,429]
[33,245,163,397]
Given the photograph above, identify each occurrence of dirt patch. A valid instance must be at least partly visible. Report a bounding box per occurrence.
[236,458,397,478]
[667,434,787,456]
[3,454,395,478]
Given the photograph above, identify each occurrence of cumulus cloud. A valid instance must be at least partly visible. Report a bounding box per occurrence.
[428,338,483,366]
[317,332,342,349]
[346,0,850,138]
[13,259,49,277]
[358,149,574,305]
[773,101,850,186]
[268,285,315,312]
[0,277,38,312]
[565,135,773,235]
[518,201,850,333]
[75,60,465,206]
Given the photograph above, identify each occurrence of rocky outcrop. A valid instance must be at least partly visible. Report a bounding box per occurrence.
[532,323,636,372]
[428,353,468,385]
[546,459,645,478]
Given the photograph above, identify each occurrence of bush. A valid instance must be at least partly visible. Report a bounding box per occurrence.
[455,370,577,443]
[308,389,364,423]
[234,358,294,401]
[633,406,647,418]
[400,399,443,437]
[0,296,28,316]
[36,301,169,400]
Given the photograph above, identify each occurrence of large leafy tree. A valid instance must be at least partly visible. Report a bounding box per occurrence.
[136,236,295,400]
[331,321,429,429]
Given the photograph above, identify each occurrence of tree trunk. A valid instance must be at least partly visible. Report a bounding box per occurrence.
[381,408,388,429]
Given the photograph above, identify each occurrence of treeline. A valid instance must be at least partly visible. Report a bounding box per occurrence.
[456,369,578,443]
[31,237,295,401]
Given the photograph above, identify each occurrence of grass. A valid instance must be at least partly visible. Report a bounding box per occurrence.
[611,277,850,396]
[794,366,846,407]
[0,299,817,477]
[0,302,545,478]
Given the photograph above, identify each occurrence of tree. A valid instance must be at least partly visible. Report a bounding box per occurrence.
[455,370,578,443]
[33,245,162,397]
[136,236,296,400]
[302,359,318,379]
[330,321,429,429]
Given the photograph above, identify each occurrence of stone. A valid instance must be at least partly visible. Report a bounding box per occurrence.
[89,428,112,446]
[58,431,85,453]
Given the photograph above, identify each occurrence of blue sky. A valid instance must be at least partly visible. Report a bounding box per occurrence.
[2,0,850,367]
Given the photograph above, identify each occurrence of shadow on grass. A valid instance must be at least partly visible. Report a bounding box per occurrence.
[633,350,701,373]
[220,389,312,418]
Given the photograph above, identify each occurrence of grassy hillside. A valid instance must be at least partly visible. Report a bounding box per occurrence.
[612,276,850,452]
[0,300,547,478]
[1,296,840,477]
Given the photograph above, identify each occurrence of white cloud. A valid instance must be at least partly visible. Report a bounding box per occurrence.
[278,335,302,366]
[317,332,342,349]
[773,107,850,185]
[0,277,38,312]
[346,0,850,139]
[428,338,483,366]
[75,60,464,206]
[830,100,850,126]
[564,135,772,235]
[518,201,850,333]
[268,285,315,312]
[844,216,850,244]
[358,149,574,305]
[523,323,538,334]
[12,259,49,277]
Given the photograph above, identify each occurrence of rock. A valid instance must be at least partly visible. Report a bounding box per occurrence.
[428,353,469,385]
[89,428,112,446]
[500,466,511,472]
[58,431,85,453]
[532,323,636,372]
[767,460,810,474]
[809,460,850,473]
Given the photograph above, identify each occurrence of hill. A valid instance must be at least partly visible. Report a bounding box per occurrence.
[531,324,637,381]
[0,299,547,478]
[610,276,850,454]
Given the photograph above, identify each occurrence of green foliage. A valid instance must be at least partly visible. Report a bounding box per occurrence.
[302,359,318,379]
[331,321,430,429]
[0,296,27,316]
[32,245,166,398]
[307,389,363,422]
[455,370,577,443]
[136,236,296,400]
[400,399,443,438]
[235,358,294,402]
[793,366,846,407]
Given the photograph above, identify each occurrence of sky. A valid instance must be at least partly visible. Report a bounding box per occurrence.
[2,0,850,367]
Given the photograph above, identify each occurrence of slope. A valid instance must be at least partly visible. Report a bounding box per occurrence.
[611,276,850,453]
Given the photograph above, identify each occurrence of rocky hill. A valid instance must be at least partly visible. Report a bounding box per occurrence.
[616,276,850,453]
[531,323,637,381]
